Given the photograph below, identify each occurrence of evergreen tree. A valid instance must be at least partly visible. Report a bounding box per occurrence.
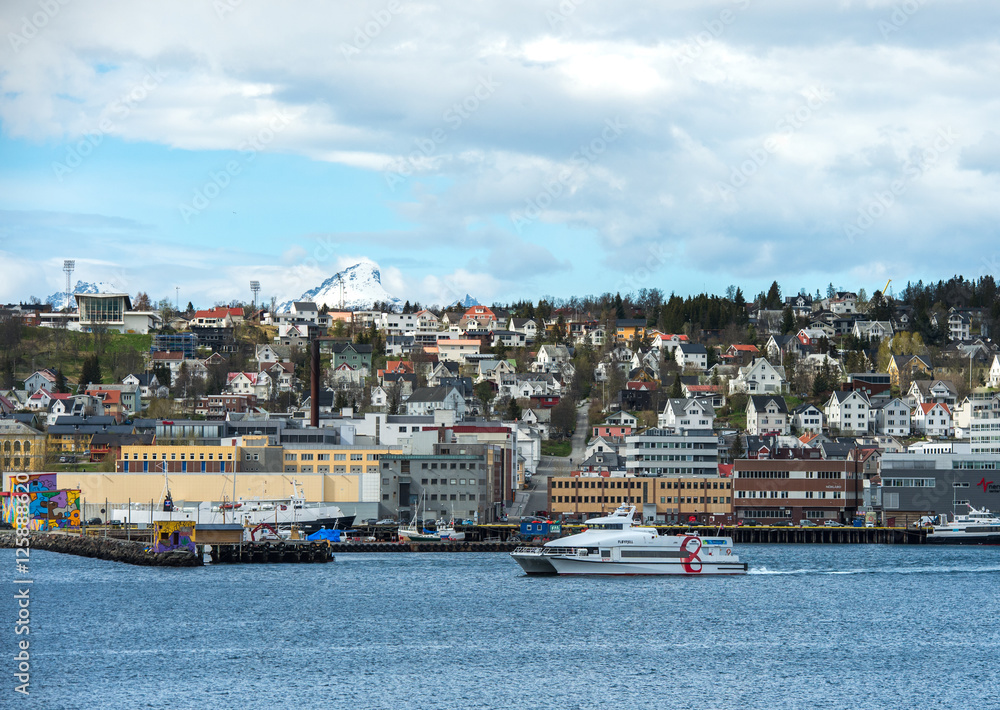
[781,306,795,335]
[79,354,102,389]
[54,369,68,394]
[670,373,683,399]
[506,397,522,421]
[765,281,782,309]
[335,390,348,409]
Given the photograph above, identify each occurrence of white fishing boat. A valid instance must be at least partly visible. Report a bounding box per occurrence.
[511,504,747,576]
[113,480,355,533]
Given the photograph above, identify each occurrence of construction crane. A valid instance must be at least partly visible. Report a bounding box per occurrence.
[881,279,891,297]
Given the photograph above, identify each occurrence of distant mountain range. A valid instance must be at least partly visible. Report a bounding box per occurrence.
[41,264,477,313]
[277,262,403,312]
[44,281,122,309]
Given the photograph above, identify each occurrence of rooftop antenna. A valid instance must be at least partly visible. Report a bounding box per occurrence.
[63,260,75,311]
[175,286,179,310]
[339,274,345,311]
[250,280,260,316]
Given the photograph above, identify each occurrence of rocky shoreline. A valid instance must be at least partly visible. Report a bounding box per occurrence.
[0,531,202,567]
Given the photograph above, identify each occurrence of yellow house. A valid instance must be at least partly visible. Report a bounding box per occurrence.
[887,355,932,388]
[615,319,648,343]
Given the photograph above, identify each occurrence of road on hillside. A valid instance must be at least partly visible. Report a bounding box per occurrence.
[511,400,589,519]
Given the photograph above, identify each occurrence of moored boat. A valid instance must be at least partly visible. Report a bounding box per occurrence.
[511,504,747,576]
[925,505,1000,545]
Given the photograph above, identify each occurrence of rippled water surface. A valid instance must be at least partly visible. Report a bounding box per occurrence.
[4,544,1000,709]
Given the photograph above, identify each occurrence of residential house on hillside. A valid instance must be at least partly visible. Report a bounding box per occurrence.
[122,373,168,401]
[226,372,272,400]
[824,390,871,435]
[577,451,626,476]
[887,355,933,388]
[329,342,373,373]
[873,397,911,437]
[911,403,953,438]
[190,306,243,327]
[906,380,958,409]
[24,369,58,396]
[592,411,638,439]
[989,355,1000,388]
[533,344,573,375]
[491,330,527,349]
[729,358,787,395]
[476,359,516,384]
[852,320,894,341]
[650,333,689,358]
[791,403,824,434]
[723,344,760,366]
[507,317,539,343]
[404,386,467,417]
[437,339,481,363]
[658,398,715,432]
[675,343,708,371]
[427,361,460,386]
[796,328,828,347]
[615,319,648,343]
[785,293,813,317]
[746,395,789,436]
[585,435,625,459]
[947,309,971,341]
[764,334,810,361]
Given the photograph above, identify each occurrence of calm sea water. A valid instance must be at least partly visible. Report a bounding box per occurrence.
[4,544,1000,710]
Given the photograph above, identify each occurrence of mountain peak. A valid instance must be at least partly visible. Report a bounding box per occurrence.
[278,261,401,311]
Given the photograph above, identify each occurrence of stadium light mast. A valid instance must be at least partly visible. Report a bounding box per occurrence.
[63,260,75,311]
[250,280,261,316]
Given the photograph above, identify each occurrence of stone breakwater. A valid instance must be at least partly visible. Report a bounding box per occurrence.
[0,531,202,567]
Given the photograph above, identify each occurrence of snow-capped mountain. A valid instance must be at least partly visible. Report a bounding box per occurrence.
[461,293,479,307]
[45,280,123,309]
[278,262,402,312]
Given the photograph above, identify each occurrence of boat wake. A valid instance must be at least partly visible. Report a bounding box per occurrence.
[749,564,1000,576]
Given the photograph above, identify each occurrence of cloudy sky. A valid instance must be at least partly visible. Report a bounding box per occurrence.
[2,0,999,309]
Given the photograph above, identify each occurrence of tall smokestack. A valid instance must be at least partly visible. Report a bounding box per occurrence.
[310,339,320,428]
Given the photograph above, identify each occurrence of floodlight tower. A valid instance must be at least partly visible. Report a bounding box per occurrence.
[250,280,261,315]
[63,260,75,311]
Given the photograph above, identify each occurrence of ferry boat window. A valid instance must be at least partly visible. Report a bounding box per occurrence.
[600,549,611,557]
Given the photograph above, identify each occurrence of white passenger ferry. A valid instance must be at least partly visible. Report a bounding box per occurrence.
[510,505,748,576]
[925,505,1000,545]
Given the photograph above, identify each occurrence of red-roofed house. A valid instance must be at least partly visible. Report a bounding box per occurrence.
[190,307,244,327]
[724,344,760,365]
[226,371,272,399]
[911,402,952,438]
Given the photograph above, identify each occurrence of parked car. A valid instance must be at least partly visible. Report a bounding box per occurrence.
[799,520,818,527]
[773,520,796,527]
[362,518,377,525]
[824,520,845,527]
[86,517,102,525]
[375,519,395,525]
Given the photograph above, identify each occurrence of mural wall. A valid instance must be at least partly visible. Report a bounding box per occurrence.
[3,473,81,529]
[153,520,196,554]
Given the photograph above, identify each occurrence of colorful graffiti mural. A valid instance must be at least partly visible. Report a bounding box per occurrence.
[2,473,80,530]
[153,520,196,554]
